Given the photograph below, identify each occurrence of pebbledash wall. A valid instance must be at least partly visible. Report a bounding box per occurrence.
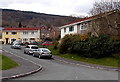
[2,28,40,44]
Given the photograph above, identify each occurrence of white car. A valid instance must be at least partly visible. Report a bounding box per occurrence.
[33,48,52,59]
[11,43,21,49]
[24,45,38,55]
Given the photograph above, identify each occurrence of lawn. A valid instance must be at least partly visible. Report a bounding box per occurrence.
[0,54,19,70]
[49,46,120,68]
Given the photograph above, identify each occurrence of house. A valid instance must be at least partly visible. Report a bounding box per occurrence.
[59,9,120,39]
[59,17,92,38]
[49,25,60,40]
[2,27,40,44]
[38,25,51,39]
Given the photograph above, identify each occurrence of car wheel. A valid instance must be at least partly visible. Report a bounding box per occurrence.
[33,53,35,57]
[28,51,30,55]
[39,55,41,59]
[24,51,26,54]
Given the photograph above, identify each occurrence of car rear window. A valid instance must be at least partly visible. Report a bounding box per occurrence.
[42,49,50,52]
[31,46,38,49]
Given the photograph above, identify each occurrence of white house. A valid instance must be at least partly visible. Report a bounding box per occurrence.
[59,17,92,38]
[19,28,40,43]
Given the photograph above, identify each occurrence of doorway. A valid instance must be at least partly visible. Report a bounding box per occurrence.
[5,38,9,44]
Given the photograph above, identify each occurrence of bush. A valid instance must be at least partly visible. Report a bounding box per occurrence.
[74,34,120,58]
[59,34,120,58]
[58,34,81,53]
[52,41,59,49]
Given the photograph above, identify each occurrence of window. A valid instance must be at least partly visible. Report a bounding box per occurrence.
[11,32,17,35]
[69,26,74,32]
[26,46,30,48]
[31,46,38,49]
[23,38,28,41]
[30,38,35,40]
[64,28,66,33]
[23,31,28,35]
[6,32,8,35]
[80,23,87,30]
[31,32,34,34]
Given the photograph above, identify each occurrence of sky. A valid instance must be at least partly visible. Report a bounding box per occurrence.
[0,0,96,16]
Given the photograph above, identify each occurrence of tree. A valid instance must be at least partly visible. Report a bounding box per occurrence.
[18,22,22,28]
[89,0,120,15]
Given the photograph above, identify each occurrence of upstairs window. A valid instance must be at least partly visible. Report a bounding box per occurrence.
[69,26,74,32]
[80,23,87,30]
[6,32,8,35]
[31,32,34,34]
[11,32,17,35]
[23,31,28,35]
[64,28,66,33]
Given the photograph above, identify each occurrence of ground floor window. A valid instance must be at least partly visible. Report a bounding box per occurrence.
[11,38,16,44]
[23,38,28,42]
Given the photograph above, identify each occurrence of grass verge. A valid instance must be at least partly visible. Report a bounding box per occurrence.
[0,54,19,70]
[49,46,119,68]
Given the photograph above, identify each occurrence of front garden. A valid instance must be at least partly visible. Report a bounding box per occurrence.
[49,34,120,67]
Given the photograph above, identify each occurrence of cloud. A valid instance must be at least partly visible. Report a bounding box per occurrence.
[0,0,95,16]
[0,0,15,7]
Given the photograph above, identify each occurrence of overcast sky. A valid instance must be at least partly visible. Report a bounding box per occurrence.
[0,0,97,16]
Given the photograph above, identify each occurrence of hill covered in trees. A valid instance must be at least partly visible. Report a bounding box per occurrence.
[2,9,80,27]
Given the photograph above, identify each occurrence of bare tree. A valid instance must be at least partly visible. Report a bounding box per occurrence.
[87,0,120,38]
[89,0,120,15]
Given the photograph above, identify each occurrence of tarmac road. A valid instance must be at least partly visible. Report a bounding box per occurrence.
[2,45,119,80]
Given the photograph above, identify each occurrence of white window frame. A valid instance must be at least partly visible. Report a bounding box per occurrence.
[80,23,87,30]
[11,32,17,35]
[69,26,74,32]
[64,28,66,33]
[23,31,28,35]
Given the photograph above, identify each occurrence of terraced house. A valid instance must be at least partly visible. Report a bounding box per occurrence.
[2,27,40,44]
[60,9,120,39]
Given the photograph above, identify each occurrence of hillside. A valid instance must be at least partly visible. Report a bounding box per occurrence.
[1,9,80,27]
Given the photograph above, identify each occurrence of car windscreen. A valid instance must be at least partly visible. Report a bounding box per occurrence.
[42,49,50,52]
[31,46,38,49]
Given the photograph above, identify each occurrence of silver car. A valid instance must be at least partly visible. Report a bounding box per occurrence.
[33,48,52,59]
[24,45,38,55]
[11,43,21,49]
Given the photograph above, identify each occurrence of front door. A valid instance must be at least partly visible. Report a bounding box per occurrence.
[5,38,9,44]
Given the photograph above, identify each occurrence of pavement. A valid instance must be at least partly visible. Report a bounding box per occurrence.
[1,50,42,80]
[1,49,120,80]
[53,56,120,72]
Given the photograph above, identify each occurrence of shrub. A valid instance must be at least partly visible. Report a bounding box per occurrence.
[59,34,120,58]
[52,41,59,49]
[74,34,120,58]
[58,34,81,53]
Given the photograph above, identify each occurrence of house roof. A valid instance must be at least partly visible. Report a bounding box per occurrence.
[59,9,120,29]
[3,27,39,31]
[59,16,93,29]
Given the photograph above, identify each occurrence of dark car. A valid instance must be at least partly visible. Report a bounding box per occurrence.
[33,48,52,59]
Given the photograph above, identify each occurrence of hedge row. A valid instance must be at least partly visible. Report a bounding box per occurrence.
[58,34,120,58]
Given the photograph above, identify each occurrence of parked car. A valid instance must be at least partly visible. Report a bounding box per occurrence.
[33,48,52,59]
[42,41,52,46]
[11,43,21,49]
[24,45,38,55]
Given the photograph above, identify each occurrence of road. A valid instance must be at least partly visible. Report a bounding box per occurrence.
[2,45,119,80]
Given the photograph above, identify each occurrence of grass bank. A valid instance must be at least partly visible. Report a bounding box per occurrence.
[49,46,119,68]
[0,54,19,70]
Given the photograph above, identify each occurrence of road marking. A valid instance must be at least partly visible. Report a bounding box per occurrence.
[3,49,42,67]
